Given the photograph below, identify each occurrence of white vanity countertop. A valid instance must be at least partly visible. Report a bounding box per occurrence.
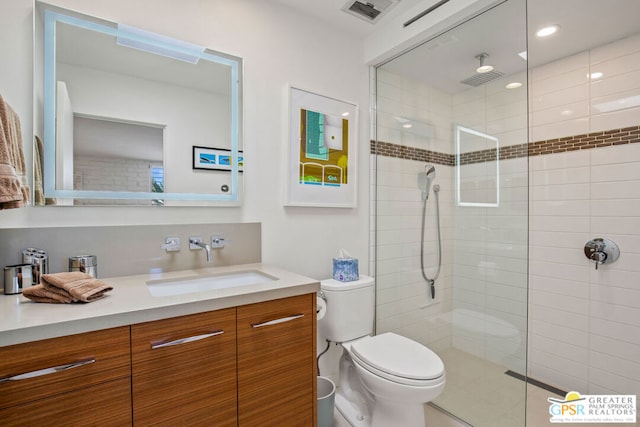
[0,263,320,347]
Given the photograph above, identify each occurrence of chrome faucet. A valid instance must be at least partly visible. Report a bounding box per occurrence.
[189,237,213,262]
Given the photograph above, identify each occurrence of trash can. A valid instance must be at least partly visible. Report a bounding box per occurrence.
[317,376,336,427]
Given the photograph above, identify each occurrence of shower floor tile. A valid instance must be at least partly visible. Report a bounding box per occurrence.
[426,348,635,427]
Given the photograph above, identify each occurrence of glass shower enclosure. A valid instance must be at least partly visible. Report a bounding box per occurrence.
[373,1,528,425]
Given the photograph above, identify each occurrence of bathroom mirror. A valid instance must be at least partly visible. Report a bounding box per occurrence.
[455,125,499,207]
[34,2,243,206]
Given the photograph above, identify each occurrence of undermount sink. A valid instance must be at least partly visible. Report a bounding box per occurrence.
[147,270,277,297]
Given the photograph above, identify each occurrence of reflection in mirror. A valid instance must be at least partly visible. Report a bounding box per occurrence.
[73,117,164,205]
[455,125,499,207]
[34,2,242,206]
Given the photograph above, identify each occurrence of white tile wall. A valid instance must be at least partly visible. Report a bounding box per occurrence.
[374,153,454,352]
[528,33,640,396]
[376,68,453,154]
[73,156,153,205]
[374,71,529,373]
[453,78,529,372]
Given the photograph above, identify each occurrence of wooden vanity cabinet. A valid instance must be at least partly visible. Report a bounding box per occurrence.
[0,292,317,426]
[131,307,237,426]
[237,294,317,426]
[0,326,131,426]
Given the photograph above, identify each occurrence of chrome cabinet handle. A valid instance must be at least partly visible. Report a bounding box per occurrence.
[0,358,96,383]
[151,330,224,349]
[251,314,304,328]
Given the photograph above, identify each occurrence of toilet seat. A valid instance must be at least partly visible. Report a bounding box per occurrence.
[349,333,445,386]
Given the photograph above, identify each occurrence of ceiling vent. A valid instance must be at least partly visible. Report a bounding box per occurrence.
[342,0,399,23]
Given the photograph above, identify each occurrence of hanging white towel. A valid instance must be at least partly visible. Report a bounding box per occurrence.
[0,93,29,209]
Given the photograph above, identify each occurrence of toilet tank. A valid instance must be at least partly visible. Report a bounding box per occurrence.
[319,275,375,343]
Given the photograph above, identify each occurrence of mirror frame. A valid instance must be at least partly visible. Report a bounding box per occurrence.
[455,124,500,207]
[39,4,242,204]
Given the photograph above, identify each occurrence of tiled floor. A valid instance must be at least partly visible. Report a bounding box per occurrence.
[330,348,637,426]
[432,348,527,426]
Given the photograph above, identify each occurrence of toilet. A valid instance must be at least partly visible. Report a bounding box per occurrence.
[319,276,446,427]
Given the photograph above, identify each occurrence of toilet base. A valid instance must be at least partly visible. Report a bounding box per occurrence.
[370,400,426,427]
[335,391,370,426]
[336,389,427,427]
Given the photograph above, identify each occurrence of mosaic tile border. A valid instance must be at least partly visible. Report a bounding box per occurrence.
[528,125,640,157]
[371,141,454,165]
[371,125,640,164]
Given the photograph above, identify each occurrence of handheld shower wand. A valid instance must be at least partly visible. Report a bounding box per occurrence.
[418,164,442,300]
[419,164,437,201]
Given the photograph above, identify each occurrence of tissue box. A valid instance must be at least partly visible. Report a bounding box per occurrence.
[333,257,359,282]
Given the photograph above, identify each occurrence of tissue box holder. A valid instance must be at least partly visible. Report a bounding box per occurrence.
[333,258,359,282]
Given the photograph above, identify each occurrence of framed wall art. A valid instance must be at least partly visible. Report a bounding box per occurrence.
[192,146,243,172]
[284,86,358,208]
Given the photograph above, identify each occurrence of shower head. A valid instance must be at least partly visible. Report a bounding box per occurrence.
[425,163,436,177]
[460,52,504,87]
[419,164,436,200]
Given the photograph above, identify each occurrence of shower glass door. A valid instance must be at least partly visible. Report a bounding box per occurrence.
[373,1,528,425]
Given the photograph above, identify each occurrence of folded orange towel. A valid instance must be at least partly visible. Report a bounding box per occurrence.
[41,272,113,303]
[22,284,73,304]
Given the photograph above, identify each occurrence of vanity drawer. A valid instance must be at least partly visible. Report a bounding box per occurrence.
[0,326,130,410]
[131,307,237,426]
[237,294,316,426]
[0,377,132,426]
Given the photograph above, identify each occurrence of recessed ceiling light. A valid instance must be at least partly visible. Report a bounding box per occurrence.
[590,72,603,79]
[402,123,413,129]
[536,25,559,38]
[506,82,522,89]
[341,112,350,117]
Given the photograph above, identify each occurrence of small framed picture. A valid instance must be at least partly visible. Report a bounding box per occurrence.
[192,146,243,172]
[284,86,358,207]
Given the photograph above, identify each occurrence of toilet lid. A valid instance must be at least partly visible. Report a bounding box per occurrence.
[350,333,444,380]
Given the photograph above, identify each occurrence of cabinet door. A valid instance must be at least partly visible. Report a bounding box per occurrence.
[131,307,237,426]
[0,377,132,427]
[0,326,130,411]
[237,294,316,427]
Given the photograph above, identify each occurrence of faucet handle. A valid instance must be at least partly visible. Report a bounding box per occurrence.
[211,235,228,248]
[162,237,181,252]
[189,236,205,250]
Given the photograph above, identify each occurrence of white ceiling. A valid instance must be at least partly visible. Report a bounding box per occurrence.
[269,0,422,37]
[270,0,640,93]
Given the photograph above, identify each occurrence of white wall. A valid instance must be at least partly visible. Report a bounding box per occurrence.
[0,0,370,280]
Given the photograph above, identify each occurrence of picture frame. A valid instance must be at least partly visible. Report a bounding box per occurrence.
[192,146,243,172]
[284,86,358,208]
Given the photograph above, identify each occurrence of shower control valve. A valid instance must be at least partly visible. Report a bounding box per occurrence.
[584,238,619,270]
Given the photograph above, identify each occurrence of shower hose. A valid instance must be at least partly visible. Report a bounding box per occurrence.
[420,184,442,299]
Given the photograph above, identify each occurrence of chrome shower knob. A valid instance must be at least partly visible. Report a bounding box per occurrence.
[584,238,620,270]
